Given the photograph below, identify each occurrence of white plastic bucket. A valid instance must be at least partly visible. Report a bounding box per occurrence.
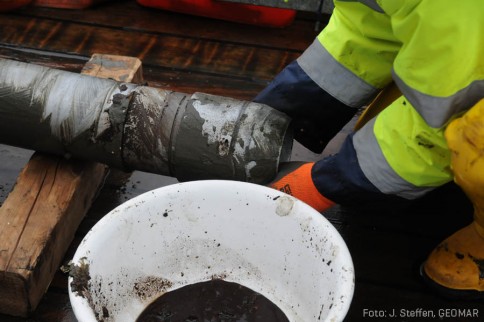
[69,180,354,322]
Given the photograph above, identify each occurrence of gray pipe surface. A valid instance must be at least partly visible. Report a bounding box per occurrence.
[0,58,292,184]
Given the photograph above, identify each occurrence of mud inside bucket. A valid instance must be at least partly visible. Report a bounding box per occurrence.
[68,180,354,322]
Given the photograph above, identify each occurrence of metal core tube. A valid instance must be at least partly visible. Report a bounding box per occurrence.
[0,59,292,184]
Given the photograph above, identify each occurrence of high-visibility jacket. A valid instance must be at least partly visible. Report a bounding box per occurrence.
[255,0,483,205]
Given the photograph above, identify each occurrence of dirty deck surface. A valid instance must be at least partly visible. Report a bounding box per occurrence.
[0,1,483,321]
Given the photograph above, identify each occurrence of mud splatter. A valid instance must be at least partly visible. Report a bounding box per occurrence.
[68,258,91,297]
[133,276,173,301]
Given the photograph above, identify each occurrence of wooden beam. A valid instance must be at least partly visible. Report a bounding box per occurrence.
[81,53,143,83]
[0,54,142,317]
[17,0,317,52]
[0,15,300,81]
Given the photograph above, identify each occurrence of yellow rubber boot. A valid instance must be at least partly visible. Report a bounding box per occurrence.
[422,99,484,298]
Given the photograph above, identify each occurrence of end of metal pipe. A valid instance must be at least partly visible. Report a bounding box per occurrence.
[171,93,293,184]
[122,90,292,184]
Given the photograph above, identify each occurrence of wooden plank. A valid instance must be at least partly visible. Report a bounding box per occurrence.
[32,0,110,10]
[0,156,107,317]
[0,45,87,73]
[15,0,318,51]
[81,53,143,83]
[0,15,300,81]
[0,54,142,317]
[144,68,266,100]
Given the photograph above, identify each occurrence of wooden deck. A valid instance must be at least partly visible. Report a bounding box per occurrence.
[0,1,482,321]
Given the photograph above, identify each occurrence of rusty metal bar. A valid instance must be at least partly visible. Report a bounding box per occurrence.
[0,58,292,184]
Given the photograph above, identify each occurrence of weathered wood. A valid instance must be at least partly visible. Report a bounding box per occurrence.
[16,0,318,51]
[0,46,87,73]
[0,15,300,81]
[81,53,143,83]
[0,54,142,317]
[0,155,107,317]
[32,0,111,10]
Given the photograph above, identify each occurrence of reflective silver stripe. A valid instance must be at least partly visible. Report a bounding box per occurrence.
[353,118,435,199]
[338,0,384,13]
[392,69,484,128]
[297,40,379,107]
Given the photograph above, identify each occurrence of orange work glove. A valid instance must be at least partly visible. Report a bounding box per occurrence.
[269,162,335,212]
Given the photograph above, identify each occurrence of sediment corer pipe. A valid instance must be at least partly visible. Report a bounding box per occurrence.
[0,58,292,184]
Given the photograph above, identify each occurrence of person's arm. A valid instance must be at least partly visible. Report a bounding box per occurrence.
[255,0,399,153]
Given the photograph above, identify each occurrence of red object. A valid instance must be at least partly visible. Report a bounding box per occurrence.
[32,0,110,9]
[137,0,296,28]
[0,0,32,12]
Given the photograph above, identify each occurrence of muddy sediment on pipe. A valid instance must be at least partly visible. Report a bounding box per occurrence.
[0,58,292,184]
